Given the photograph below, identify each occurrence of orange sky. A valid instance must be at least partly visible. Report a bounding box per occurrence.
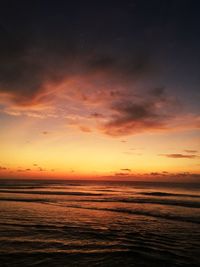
[0,77,199,182]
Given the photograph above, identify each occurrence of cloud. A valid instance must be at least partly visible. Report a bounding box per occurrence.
[114,172,130,176]
[0,21,82,106]
[32,164,45,171]
[105,171,200,182]
[184,150,198,153]
[0,17,199,138]
[16,168,32,172]
[101,89,172,136]
[0,5,158,127]
[42,131,49,135]
[159,153,198,159]
[90,113,105,119]
[0,20,151,110]
[120,168,131,172]
[79,126,92,133]
[17,169,23,172]
[86,51,151,78]
[38,167,45,172]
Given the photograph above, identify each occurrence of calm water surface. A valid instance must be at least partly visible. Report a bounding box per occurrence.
[0,180,199,266]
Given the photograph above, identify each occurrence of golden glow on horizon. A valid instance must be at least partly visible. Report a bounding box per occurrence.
[1,112,199,180]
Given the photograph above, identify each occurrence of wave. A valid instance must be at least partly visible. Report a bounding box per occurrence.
[140,192,200,198]
[1,250,198,267]
[66,205,200,225]
[0,197,50,204]
[1,197,199,224]
[0,195,200,209]
[117,198,200,208]
[0,251,173,267]
[0,189,102,196]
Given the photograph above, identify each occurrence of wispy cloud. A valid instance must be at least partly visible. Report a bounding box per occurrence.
[0,166,7,171]
[159,153,199,159]
[120,168,132,172]
[184,150,198,153]
[79,126,92,133]
[114,172,130,176]
[42,131,49,135]
[101,88,174,136]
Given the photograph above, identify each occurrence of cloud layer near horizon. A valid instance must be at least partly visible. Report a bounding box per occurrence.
[160,153,199,159]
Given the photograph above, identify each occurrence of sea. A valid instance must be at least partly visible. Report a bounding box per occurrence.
[0,179,199,267]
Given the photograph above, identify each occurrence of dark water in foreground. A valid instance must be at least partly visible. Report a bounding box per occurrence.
[0,180,199,267]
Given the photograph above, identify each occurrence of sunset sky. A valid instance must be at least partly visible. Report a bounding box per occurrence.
[0,1,199,181]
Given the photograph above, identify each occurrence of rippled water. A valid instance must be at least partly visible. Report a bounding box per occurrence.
[0,179,199,266]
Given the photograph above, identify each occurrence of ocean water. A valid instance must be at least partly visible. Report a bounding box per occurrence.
[0,179,199,267]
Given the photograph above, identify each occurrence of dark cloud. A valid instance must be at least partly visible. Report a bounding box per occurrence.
[150,172,160,175]
[184,150,198,153]
[172,173,200,181]
[38,167,45,171]
[0,44,151,107]
[0,166,7,170]
[86,51,151,78]
[90,113,105,118]
[33,164,45,171]
[102,89,171,136]
[120,168,131,172]
[87,55,116,72]
[0,24,78,105]
[0,2,156,108]
[42,131,49,135]
[0,23,150,106]
[104,171,200,182]
[149,87,165,97]
[160,153,198,159]
[114,172,129,176]
[16,168,31,172]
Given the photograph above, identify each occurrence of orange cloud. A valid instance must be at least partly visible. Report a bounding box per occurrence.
[0,166,7,171]
[184,150,198,153]
[159,153,199,159]
[79,126,92,133]
[120,168,132,172]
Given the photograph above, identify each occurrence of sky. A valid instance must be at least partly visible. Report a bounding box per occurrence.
[0,0,200,181]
